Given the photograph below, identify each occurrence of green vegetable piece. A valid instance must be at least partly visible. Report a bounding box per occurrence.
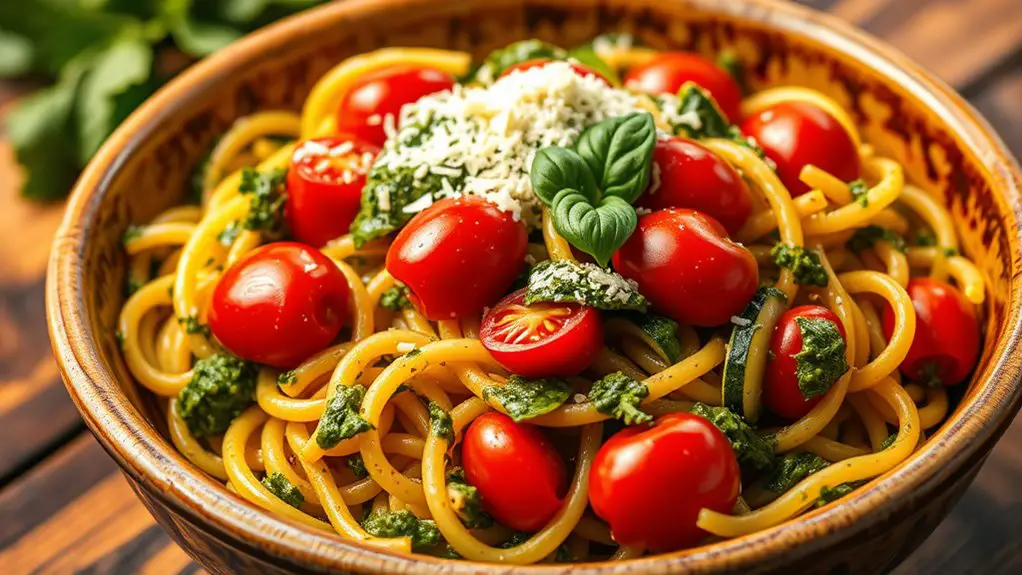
[483,375,571,422]
[815,481,865,507]
[793,316,849,399]
[588,372,652,425]
[524,260,647,311]
[624,312,682,363]
[566,45,620,85]
[472,40,566,83]
[316,385,373,449]
[848,178,870,207]
[178,315,210,337]
[428,401,454,442]
[770,243,828,287]
[716,50,748,95]
[277,370,297,386]
[765,452,830,493]
[880,433,898,450]
[689,402,776,470]
[914,228,938,247]
[177,353,257,438]
[361,509,442,550]
[347,454,369,479]
[122,224,145,245]
[445,466,493,529]
[658,84,766,158]
[239,167,287,233]
[846,225,906,253]
[261,472,304,509]
[500,532,531,548]
[380,283,413,311]
[218,221,241,246]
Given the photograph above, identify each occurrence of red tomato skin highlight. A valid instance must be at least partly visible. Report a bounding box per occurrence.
[637,137,752,235]
[480,289,603,378]
[882,278,980,386]
[285,137,380,247]
[386,196,527,321]
[500,58,611,86]
[764,305,847,420]
[612,209,759,327]
[588,413,740,551]
[336,65,455,147]
[461,413,567,532]
[623,52,742,121]
[208,242,350,369]
[739,101,860,197]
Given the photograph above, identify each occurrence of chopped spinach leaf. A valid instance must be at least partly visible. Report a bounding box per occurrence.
[177,353,257,438]
[846,225,906,253]
[588,372,652,425]
[316,385,373,449]
[261,472,304,509]
[771,243,828,287]
[483,375,571,421]
[766,452,830,493]
[428,401,454,442]
[793,316,848,399]
[689,402,776,470]
[361,509,442,550]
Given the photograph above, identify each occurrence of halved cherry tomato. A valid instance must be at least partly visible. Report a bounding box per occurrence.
[589,413,740,551]
[480,289,602,377]
[637,136,751,235]
[882,278,980,386]
[624,52,742,121]
[764,305,848,420]
[209,242,350,369]
[612,209,759,327]
[336,65,455,147]
[500,58,611,86]
[285,137,379,247]
[386,196,527,321]
[739,101,860,197]
[462,412,567,532]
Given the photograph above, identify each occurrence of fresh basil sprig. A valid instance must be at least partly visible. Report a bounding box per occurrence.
[529,112,656,266]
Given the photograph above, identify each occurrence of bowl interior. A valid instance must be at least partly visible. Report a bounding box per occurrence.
[52,0,1022,573]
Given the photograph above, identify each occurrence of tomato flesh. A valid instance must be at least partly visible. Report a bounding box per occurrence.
[336,65,455,147]
[638,136,752,235]
[589,413,740,551]
[882,278,980,386]
[764,305,847,420]
[612,208,759,327]
[500,58,611,85]
[462,412,567,532]
[624,52,742,121]
[480,289,603,377]
[285,137,379,247]
[739,101,860,197]
[386,196,527,320]
[208,242,350,369]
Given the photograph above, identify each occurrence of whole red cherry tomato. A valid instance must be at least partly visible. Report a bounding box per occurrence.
[500,58,611,85]
[882,278,980,386]
[386,196,527,320]
[739,101,860,197]
[285,137,379,247]
[209,242,350,369]
[480,289,602,377]
[589,413,740,551]
[637,136,751,235]
[336,65,455,147]
[613,209,758,327]
[764,305,848,420]
[624,52,742,121]
[462,412,567,532]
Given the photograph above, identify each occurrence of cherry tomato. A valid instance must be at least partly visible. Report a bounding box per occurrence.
[739,101,860,197]
[882,278,980,386]
[336,65,455,147]
[589,413,740,551]
[209,242,350,369]
[500,58,611,85]
[386,196,527,321]
[462,412,567,532]
[612,209,759,327]
[764,305,848,419]
[480,289,602,377]
[637,136,751,235]
[624,52,742,121]
[285,137,380,247]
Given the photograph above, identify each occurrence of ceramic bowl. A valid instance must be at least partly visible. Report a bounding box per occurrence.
[47,0,1022,573]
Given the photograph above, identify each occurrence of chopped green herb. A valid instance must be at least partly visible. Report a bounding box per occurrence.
[793,316,849,399]
[379,283,413,311]
[658,84,766,158]
[177,353,257,438]
[471,40,566,83]
[361,509,442,550]
[771,243,828,287]
[178,315,210,337]
[238,167,287,233]
[347,454,369,479]
[525,260,647,311]
[445,467,493,529]
[483,375,571,422]
[277,370,297,386]
[115,330,126,346]
[122,224,145,245]
[261,472,304,509]
[914,228,937,247]
[588,372,652,425]
[316,385,373,449]
[880,433,898,450]
[428,401,454,442]
[689,402,776,470]
[944,247,959,257]
[766,452,830,493]
[815,481,865,507]
[500,532,531,548]
[848,179,870,207]
[218,221,241,246]
[846,225,906,253]
[716,50,748,95]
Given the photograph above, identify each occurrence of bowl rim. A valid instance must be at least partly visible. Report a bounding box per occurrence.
[47,0,1022,572]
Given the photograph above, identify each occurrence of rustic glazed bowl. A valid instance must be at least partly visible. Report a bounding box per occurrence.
[47,0,1022,573]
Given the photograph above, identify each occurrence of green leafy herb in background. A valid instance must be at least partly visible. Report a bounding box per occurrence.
[0,0,328,201]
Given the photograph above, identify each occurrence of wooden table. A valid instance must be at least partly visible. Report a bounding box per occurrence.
[1,1,1019,573]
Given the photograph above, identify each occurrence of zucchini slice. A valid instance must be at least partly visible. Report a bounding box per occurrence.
[606,314,682,364]
[722,287,789,423]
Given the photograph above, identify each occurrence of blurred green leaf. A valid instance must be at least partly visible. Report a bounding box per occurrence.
[0,30,34,77]
[170,19,241,57]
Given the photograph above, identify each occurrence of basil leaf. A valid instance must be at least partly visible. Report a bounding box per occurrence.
[575,112,656,203]
[566,45,620,85]
[529,147,596,206]
[551,191,637,267]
